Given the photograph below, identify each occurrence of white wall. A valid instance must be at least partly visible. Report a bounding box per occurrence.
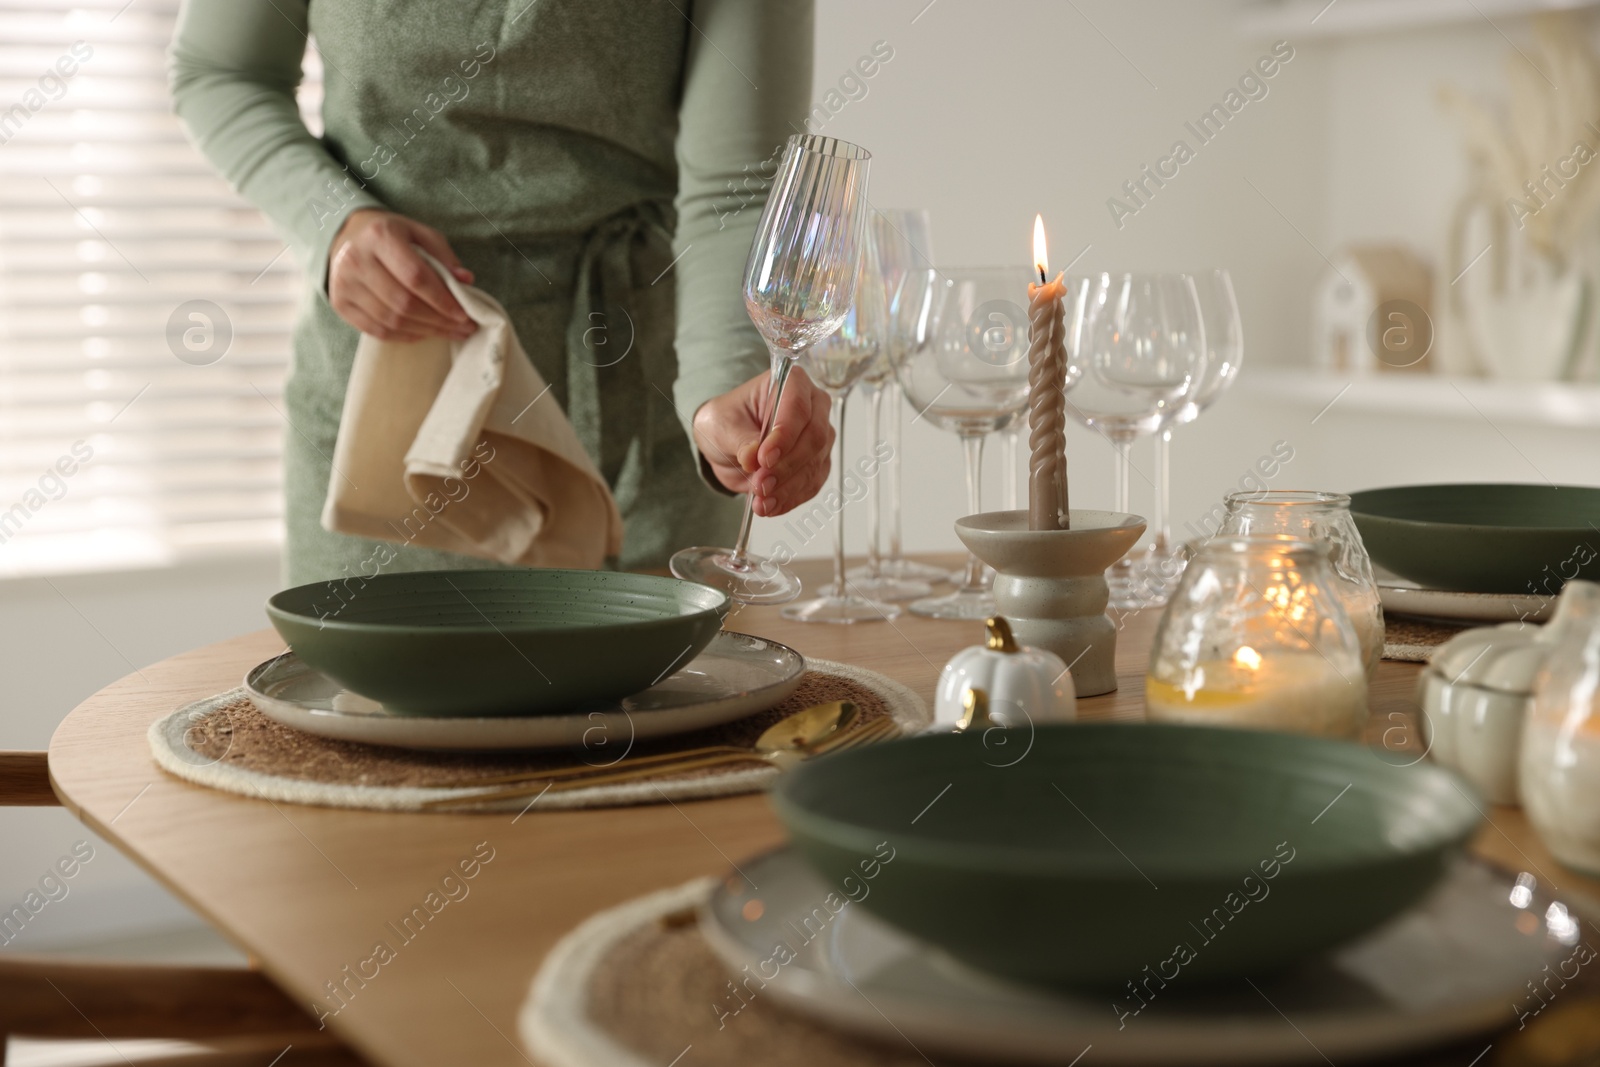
[750,0,1600,565]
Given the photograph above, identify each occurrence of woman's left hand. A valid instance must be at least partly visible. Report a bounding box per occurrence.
[693,368,834,517]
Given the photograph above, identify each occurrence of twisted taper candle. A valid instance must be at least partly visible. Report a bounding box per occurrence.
[1027,270,1069,530]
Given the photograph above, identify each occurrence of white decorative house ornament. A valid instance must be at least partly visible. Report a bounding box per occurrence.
[1311,246,1434,377]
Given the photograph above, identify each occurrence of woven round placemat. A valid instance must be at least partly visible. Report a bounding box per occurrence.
[1382,615,1475,664]
[520,877,952,1067]
[519,878,1600,1067]
[148,659,927,812]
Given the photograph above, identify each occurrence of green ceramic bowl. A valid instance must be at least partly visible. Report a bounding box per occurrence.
[771,724,1481,989]
[1349,483,1600,594]
[266,569,728,716]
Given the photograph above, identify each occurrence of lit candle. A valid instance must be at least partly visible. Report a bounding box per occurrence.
[1145,645,1369,739]
[1027,214,1068,531]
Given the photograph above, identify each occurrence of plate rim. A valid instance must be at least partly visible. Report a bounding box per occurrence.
[1374,565,1551,622]
[1378,584,1550,623]
[243,630,806,750]
[698,846,1574,1066]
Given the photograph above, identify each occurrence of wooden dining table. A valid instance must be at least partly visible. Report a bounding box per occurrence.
[45,556,1600,1067]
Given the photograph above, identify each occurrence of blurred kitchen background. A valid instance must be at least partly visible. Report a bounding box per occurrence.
[4,0,1600,961]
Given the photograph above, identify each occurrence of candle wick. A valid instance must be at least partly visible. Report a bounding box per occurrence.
[1038,265,1046,284]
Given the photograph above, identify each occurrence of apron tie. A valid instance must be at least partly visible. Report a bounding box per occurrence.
[565,200,674,488]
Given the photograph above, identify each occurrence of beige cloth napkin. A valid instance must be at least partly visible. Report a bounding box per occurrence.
[320,253,622,568]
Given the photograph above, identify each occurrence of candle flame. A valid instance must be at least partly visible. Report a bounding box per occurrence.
[1033,214,1049,278]
[1263,580,1311,624]
[1234,646,1263,671]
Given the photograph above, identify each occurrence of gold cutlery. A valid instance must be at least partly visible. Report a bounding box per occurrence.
[424,717,898,808]
[534,717,898,793]
[433,700,857,790]
[423,702,898,809]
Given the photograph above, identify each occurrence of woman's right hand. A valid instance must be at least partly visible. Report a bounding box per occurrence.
[328,210,479,342]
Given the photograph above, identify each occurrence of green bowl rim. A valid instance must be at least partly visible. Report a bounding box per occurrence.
[771,723,1483,881]
[1349,483,1600,534]
[266,568,730,636]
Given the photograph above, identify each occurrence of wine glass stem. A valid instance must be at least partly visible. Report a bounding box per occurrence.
[1154,428,1172,552]
[829,390,849,596]
[730,348,794,566]
[958,431,986,592]
[1112,433,1133,515]
[864,383,884,579]
[1003,427,1019,512]
[886,379,904,562]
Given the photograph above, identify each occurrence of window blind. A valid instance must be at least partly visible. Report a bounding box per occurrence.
[0,0,317,577]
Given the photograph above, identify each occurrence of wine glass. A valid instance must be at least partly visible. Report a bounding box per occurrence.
[1064,272,1205,611]
[846,209,937,601]
[899,268,1031,620]
[782,232,899,623]
[855,207,948,587]
[844,336,933,602]
[1144,268,1243,597]
[671,135,872,604]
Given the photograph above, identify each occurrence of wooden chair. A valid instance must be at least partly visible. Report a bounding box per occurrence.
[0,751,368,1066]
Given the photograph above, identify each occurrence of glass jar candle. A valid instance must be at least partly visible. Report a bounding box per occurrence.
[1146,536,1369,738]
[1520,580,1600,875]
[1220,490,1384,678]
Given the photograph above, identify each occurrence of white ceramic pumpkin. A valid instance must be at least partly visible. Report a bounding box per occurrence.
[934,617,1076,730]
[1417,597,1582,805]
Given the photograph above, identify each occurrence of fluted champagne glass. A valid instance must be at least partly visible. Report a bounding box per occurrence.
[861,207,947,585]
[783,231,898,623]
[847,209,938,600]
[670,135,871,604]
[844,332,932,602]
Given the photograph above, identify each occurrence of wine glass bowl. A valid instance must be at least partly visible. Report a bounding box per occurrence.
[911,288,1030,434]
[1174,268,1243,426]
[671,135,872,605]
[743,138,873,351]
[1065,272,1203,436]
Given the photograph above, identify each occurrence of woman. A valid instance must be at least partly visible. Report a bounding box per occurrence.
[170,0,832,584]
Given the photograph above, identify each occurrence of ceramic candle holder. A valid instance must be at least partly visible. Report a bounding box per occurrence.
[954,510,1146,697]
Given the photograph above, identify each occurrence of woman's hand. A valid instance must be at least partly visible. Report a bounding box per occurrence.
[694,368,834,517]
[328,210,478,342]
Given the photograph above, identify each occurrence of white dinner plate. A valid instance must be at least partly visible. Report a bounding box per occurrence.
[1376,565,1551,624]
[244,631,805,751]
[701,847,1588,1065]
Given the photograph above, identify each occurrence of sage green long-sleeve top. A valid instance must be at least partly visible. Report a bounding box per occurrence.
[169,0,813,583]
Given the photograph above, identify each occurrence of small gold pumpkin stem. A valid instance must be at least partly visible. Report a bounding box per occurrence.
[960,687,992,732]
[985,616,1019,654]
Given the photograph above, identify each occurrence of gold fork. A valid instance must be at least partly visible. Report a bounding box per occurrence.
[423,717,900,809]
[436,700,859,791]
